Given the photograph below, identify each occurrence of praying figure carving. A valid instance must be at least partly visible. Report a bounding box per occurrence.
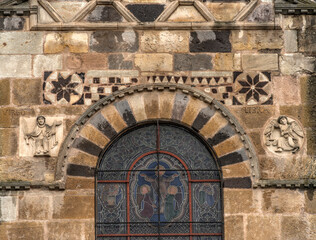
[23,116,62,156]
[264,116,304,154]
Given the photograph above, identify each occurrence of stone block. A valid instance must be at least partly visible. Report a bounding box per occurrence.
[0,196,17,221]
[247,3,274,23]
[281,216,309,240]
[44,33,89,53]
[127,4,165,22]
[65,176,94,190]
[84,221,94,240]
[224,189,258,214]
[0,128,17,157]
[126,94,147,122]
[262,189,304,213]
[53,195,94,219]
[0,16,25,30]
[0,32,43,54]
[207,3,246,22]
[305,189,316,214]
[7,222,44,240]
[68,149,98,167]
[79,124,109,148]
[225,215,244,240]
[0,108,35,128]
[213,135,243,158]
[47,221,83,240]
[33,55,63,78]
[231,30,283,50]
[248,131,265,155]
[0,223,7,240]
[310,215,316,240]
[174,54,212,71]
[168,6,206,22]
[135,53,172,72]
[90,31,138,52]
[0,79,10,105]
[18,195,50,220]
[143,92,159,119]
[12,79,41,106]
[190,31,231,52]
[273,76,301,105]
[214,53,235,71]
[222,161,251,179]
[67,54,107,70]
[85,5,123,22]
[108,54,133,70]
[242,54,279,71]
[299,29,316,54]
[200,112,228,139]
[246,216,280,240]
[284,30,298,53]
[140,31,189,53]
[280,53,315,75]
[0,55,32,78]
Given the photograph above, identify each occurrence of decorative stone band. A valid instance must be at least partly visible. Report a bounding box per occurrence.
[56,83,259,190]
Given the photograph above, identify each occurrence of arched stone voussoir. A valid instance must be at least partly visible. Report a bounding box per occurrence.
[56,84,260,188]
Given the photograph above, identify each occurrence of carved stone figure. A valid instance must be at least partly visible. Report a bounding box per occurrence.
[23,116,62,156]
[264,116,304,154]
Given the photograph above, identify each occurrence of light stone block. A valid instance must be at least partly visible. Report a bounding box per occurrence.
[0,196,17,221]
[135,54,173,72]
[280,53,315,75]
[33,55,63,78]
[0,32,43,54]
[0,55,32,78]
[242,54,279,71]
[284,30,298,53]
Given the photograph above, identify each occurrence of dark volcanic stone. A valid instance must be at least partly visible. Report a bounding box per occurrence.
[192,107,216,131]
[190,31,231,53]
[108,54,133,69]
[85,5,123,22]
[90,31,138,52]
[126,4,165,22]
[174,54,212,71]
[0,16,25,30]
[247,4,274,23]
[114,100,137,126]
[224,177,252,188]
[67,164,95,177]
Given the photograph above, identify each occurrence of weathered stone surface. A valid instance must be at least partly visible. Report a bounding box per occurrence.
[181,97,208,126]
[47,221,83,240]
[246,216,280,240]
[284,30,298,53]
[242,54,278,71]
[310,215,316,240]
[0,196,17,221]
[7,222,44,240]
[79,124,109,148]
[0,79,10,105]
[247,3,274,23]
[66,53,107,70]
[85,5,123,22]
[0,32,43,54]
[33,55,63,78]
[0,223,7,240]
[213,135,243,158]
[280,53,315,75]
[53,195,94,219]
[50,1,87,22]
[0,108,35,128]
[12,79,41,106]
[222,161,251,179]
[108,54,133,70]
[0,55,32,78]
[206,3,246,22]
[159,91,175,119]
[305,189,316,214]
[248,131,265,155]
[190,31,231,52]
[0,16,25,30]
[224,189,258,214]
[299,29,316,54]
[101,104,127,132]
[231,30,283,50]
[127,4,165,22]
[262,189,304,213]
[135,53,172,71]
[281,216,309,240]
[65,176,94,190]
[214,53,236,71]
[140,31,189,53]
[84,221,94,240]
[143,92,159,119]
[200,112,228,139]
[0,128,17,157]
[18,195,50,220]
[126,94,147,122]
[168,6,205,22]
[273,76,301,105]
[225,215,244,240]
[90,31,138,53]
[44,33,89,53]
[174,54,212,71]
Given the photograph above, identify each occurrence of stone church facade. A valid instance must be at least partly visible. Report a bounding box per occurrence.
[0,0,315,239]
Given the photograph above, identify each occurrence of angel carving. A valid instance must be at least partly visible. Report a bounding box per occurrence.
[23,116,62,156]
[264,116,304,153]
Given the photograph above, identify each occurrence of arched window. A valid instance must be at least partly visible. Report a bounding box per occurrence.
[96,121,223,240]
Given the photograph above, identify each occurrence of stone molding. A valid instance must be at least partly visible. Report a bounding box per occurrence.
[275,0,316,15]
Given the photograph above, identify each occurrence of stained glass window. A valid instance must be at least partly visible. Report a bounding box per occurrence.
[96,122,223,240]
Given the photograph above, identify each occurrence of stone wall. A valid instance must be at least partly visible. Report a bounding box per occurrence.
[0,0,315,239]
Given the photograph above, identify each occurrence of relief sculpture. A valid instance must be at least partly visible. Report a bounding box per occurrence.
[264,116,304,154]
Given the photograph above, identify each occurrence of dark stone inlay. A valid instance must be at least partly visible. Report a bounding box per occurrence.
[90,31,139,53]
[223,177,252,188]
[126,4,165,22]
[207,124,236,146]
[192,107,215,131]
[89,112,117,140]
[172,93,190,121]
[174,54,213,71]
[218,148,248,167]
[72,137,103,157]
[86,5,123,22]
[67,164,95,177]
[108,54,133,70]
[0,16,25,30]
[190,31,231,53]
[114,100,137,126]
[44,71,52,81]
